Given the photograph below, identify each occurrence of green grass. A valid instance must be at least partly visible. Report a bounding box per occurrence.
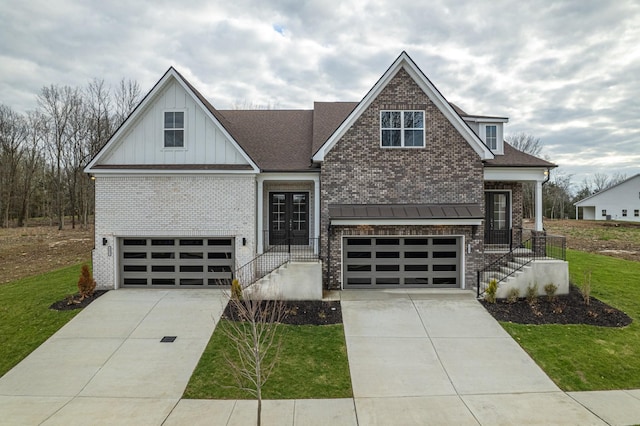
[501,249,640,391]
[184,321,353,399]
[0,263,84,377]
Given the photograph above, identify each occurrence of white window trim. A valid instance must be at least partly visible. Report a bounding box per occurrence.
[380,110,425,148]
[480,123,503,155]
[162,109,187,150]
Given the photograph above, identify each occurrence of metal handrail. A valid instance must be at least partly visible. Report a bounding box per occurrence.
[234,236,319,289]
[477,234,566,298]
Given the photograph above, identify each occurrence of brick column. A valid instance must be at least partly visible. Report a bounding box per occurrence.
[530,230,547,257]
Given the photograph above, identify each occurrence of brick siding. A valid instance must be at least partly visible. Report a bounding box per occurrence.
[92,175,256,289]
[320,68,485,289]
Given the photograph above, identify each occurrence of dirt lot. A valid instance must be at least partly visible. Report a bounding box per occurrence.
[0,225,94,284]
[542,219,640,262]
[1,219,638,285]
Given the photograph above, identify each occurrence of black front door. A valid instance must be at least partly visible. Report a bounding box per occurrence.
[269,192,309,245]
[485,191,511,245]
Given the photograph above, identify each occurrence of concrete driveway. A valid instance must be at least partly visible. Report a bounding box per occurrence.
[341,290,607,425]
[0,289,228,425]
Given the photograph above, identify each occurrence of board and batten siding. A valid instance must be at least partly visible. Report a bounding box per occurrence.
[102,80,248,166]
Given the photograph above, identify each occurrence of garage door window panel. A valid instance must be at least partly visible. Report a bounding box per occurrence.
[343,236,460,288]
[120,237,234,287]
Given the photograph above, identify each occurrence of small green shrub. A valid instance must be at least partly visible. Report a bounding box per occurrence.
[231,278,243,301]
[544,283,558,302]
[506,287,519,304]
[77,264,96,300]
[526,283,538,304]
[484,279,498,303]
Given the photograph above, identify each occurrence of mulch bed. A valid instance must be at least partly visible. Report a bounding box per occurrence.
[49,290,108,311]
[223,300,342,325]
[481,285,632,327]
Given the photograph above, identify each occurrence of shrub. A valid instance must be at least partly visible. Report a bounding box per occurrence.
[231,278,243,301]
[526,283,538,305]
[77,264,96,300]
[544,283,558,302]
[506,287,519,304]
[484,279,498,303]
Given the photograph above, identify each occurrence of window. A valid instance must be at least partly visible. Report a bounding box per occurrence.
[164,111,184,148]
[635,210,639,217]
[623,209,628,217]
[381,111,424,147]
[486,125,497,150]
[602,209,607,217]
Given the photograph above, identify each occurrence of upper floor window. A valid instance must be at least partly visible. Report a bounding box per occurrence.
[380,111,424,147]
[164,111,184,148]
[486,125,497,150]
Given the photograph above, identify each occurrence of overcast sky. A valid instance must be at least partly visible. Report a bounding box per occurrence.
[1,0,639,187]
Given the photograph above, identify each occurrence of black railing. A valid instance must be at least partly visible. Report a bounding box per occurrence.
[234,236,319,288]
[477,233,566,298]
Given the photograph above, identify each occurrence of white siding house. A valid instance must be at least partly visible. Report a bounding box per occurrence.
[574,174,640,221]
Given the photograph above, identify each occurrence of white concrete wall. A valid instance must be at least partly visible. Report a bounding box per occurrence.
[495,260,569,299]
[92,174,256,289]
[102,80,248,166]
[244,262,323,300]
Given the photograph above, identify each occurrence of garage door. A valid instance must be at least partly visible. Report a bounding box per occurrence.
[343,236,460,288]
[119,237,234,287]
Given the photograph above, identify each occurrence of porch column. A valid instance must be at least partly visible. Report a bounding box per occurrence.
[535,179,543,231]
[257,177,264,254]
[314,176,320,255]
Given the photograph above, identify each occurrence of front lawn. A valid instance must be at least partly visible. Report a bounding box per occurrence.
[502,249,640,391]
[0,264,84,377]
[183,321,352,399]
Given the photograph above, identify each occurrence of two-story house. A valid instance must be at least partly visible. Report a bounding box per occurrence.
[84,52,561,297]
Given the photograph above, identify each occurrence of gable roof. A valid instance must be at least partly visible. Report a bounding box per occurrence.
[84,67,259,173]
[574,173,640,206]
[312,51,495,162]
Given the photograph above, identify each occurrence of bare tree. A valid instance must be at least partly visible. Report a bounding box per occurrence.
[0,105,28,227]
[15,111,46,226]
[505,133,544,218]
[38,85,82,229]
[113,78,141,128]
[505,132,543,157]
[221,285,286,426]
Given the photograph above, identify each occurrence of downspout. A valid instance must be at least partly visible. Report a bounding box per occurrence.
[542,167,551,231]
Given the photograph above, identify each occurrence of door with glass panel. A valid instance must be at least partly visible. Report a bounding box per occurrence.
[485,191,510,245]
[269,192,309,245]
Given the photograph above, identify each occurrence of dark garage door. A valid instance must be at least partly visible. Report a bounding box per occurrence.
[343,236,460,288]
[119,237,234,287]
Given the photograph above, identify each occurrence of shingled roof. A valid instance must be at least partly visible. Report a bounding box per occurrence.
[212,102,554,171]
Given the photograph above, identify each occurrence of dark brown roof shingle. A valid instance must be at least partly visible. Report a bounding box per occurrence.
[328,203,483,220]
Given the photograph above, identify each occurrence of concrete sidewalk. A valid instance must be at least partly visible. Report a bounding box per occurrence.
[1,288,640,425]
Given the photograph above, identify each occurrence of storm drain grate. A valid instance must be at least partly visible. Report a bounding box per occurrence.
[161,336,177,343]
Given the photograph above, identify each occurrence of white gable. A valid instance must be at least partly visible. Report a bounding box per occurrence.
[575,174,640,207]
[85,69,258,173]
[313,52,495,162]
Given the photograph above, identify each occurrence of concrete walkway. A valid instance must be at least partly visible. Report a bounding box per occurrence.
[1,289,640,425]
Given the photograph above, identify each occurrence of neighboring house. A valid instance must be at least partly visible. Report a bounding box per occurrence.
[574,174,640,221]
[84,52,559,295]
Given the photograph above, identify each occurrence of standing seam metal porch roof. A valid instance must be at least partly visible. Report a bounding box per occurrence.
[328,204,484,220]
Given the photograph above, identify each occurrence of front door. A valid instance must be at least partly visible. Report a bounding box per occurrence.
[269,192,309,245]
[485,191,510,245]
